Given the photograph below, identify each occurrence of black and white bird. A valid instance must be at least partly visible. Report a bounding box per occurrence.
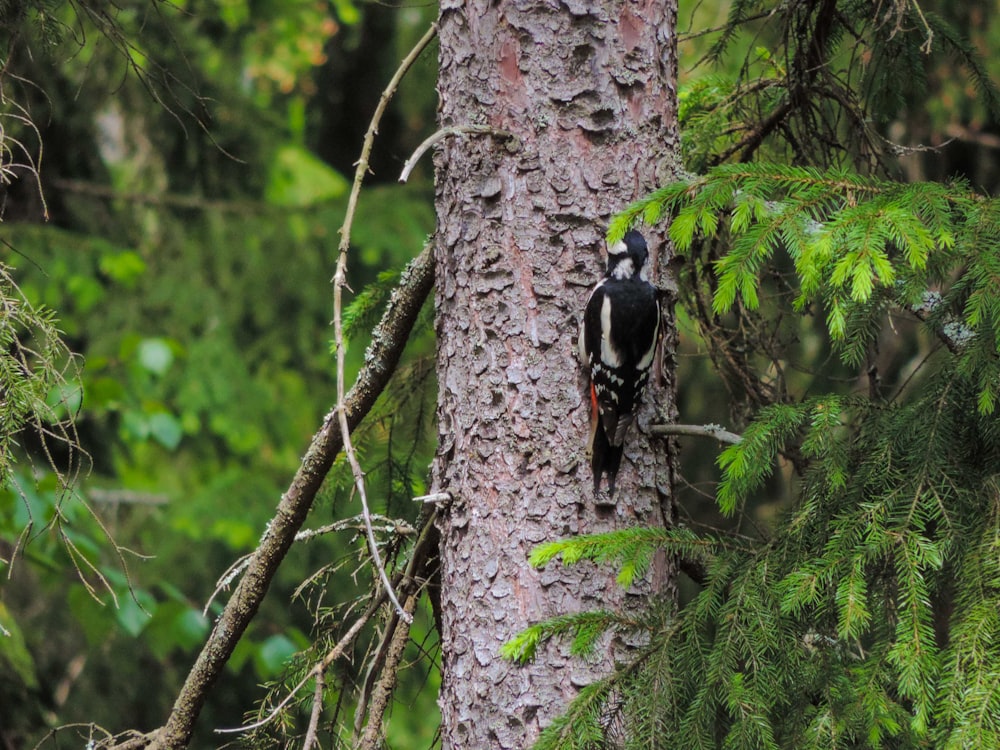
[578,229,661,498]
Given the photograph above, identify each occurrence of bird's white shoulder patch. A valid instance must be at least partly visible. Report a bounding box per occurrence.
[599,295,622,368]
[637,313,660,371]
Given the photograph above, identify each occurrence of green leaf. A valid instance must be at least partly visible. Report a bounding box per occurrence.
[98,251,147,287]
[331,0,360,24]
[86,376,126,408]
[115,589,157,637]
[253,634,299,679]
[148,412,183,450]
[266,144,348,207]
[0,603,39,689]
[173,608,211,649]
[66,274,104,312]
[67,586,116,646]
[227,635,256,674]
[137,338,175,376]
[144,603,210,659]
[121,410,150,441]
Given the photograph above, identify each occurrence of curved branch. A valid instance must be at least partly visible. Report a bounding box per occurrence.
[399,125,515,183]
[332,20,438,628]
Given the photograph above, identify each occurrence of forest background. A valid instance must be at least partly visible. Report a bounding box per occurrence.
[2,0,1000,748]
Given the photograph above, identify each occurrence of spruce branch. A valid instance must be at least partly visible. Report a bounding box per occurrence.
[528,7,1000,747]
[922,10,1000,119]
[529,527,727,590]
[501,610,644,665]
[532,680,617,750]
[517,361,1000,745]
[717,402,810,515]
[613,164,1000,411]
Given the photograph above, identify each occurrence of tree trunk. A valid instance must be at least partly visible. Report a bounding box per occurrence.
[432,1,679,747]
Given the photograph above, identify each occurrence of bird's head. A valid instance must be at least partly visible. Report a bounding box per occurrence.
[607,229,649,280]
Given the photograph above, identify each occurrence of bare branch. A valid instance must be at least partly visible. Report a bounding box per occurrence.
[355,509,438,749]
[88,490,169,505]
[301,667,325,750]
[216,509,437,740]
[331,20,438,628]
[399,125,515,183]
[908,290,975,353]
[295,515,416,542]
[413,492,452,504]
[202,514,415,616]
[649,423,743,444]
[357,591,421,750]
[51,178,270,214]
[943,123,1000,150]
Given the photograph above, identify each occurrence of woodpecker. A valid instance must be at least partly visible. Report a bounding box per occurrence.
[578,229,661,498]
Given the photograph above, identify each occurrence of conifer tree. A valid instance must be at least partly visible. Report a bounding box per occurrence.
[431,1,679,746]
[503,1,1000,747]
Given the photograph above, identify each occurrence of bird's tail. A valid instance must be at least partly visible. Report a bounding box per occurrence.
[591,421,624,498]
[588,384,624,498]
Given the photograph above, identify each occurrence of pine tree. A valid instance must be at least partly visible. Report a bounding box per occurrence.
[431,1,679,746]
[503,1,1000,747]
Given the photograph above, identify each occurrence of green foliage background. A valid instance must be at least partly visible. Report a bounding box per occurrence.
[1,1,439,746]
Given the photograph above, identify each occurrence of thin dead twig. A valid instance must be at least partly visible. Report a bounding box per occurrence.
[301,667,325,750]
[357,589,421,750]
[216,592,385,736]
[398,125,515,183]
[218,509,437,739]
[352,509,438,745]
[649,423,743,445]
[201,514,415,617]
[332,20,438,627]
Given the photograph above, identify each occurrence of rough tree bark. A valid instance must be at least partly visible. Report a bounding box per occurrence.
[432,1,679,747]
